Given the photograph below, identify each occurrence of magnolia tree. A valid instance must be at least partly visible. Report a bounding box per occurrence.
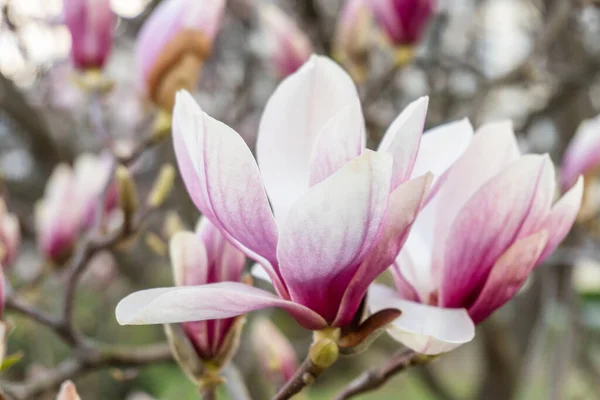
[0,0,599,399]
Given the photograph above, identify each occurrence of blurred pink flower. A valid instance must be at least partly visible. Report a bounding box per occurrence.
[135,0,225,110]
[258,4,313,77]
[0,199,20,268]
[251,317,298,384]
[64,0,114,70]
[167,217,246,365]
[36,153,116,262]
[333,0,373,81]
[370,122,583,355]
[117,55,473,332]
[561,115,600,192]
[56,380,81,400]
[369,0,435,46]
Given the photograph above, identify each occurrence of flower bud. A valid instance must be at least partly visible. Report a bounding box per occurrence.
[115,165,139,227]
[147,164,175,209]
[0,199,20,268]
[165,218,246,383]
[369,0,436,46]
[309,338,338,370]
[250,317,298,384]
[333,0,373,82]
[56,380,81,400]
[257,4,313,77]
[135,0,226,111]
[64,0,114,71]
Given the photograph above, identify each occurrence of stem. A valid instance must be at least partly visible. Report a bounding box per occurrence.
[335,349,435,400]
[271,357,324,400]
[200,385,217,400]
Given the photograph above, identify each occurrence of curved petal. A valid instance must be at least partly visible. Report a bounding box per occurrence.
[369,284,475,355]
[334,173,432,326]
[170,231,208,286]
[390,262,421,302]
[560,115,600,191]
[468,231,548,323]
[172,91,286,295]
[257,55,361,222]
[308,102,365,186]
[410,118,473,183]
[377,97,428,188]
[116,282,327,330]
[277,150,393,322]
[538,176,584,262]
[395,226,435,303]
[441,155,549,308]
[196,217,246,283]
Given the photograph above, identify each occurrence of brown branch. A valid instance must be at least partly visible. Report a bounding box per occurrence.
[335,349,435,400]
[271,356,325,400]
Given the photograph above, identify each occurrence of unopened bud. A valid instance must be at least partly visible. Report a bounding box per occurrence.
[56,380,81,400]
[370,0,436,47]
[150,110,173,144]
[115,166,139,225]
[308,338,338,370]
[163,211,185,240]
[251,317,298,383]
[147,164,175,209]
[333,0,373,82]
[145,232,167,256]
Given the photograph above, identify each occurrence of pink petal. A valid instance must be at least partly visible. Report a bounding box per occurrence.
[256,55,361,223]
[333,173,432,326]
[172,91,285,295]
[369,284,475,355]
[170,231,209,287]
[308,102,365,186]
[410,118,473,183]
[196,217,246,283]
[390,262,421,302]
[116,282,327,330]
[277,150,393,322]
[560,115,600,191]
[468,231,548,323]
[377,97,428,188]
[538,176,584,262]
[441,155,550,308]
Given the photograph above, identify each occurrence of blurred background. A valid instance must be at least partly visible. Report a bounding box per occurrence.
[1,0,600,399]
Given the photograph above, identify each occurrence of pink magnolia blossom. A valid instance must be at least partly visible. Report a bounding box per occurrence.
[258,4,313,77]
[370,122,584,355]
[369,0,436,46]
[251,317,298,384]
[36,153,116,262]
[135,0,225,105]
[116,55,473,331]
[168,217,246,363]
[0,199,20,268]
[561,114,600,192]
[64,0,114,70]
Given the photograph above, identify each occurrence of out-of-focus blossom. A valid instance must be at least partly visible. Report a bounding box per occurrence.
[0,199,20,268]
[117,55,473,336]
[135,0,226,111]
[163,217,246,383]
[251,317,298,384]
[370,122,584,355]
[561,115,600,221]
[258,4,312,78]
[36,153,116,263]
[56,380,81,400]
[333,0,373,82]
[369,0,436,46]
[64,0,114,70]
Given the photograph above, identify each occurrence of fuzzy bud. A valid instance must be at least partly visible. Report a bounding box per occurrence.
[147,164,175,209]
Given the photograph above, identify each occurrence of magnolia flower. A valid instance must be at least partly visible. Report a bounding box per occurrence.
[369,0,436,46]
[333,0,373,81]
[251,317,298,384]
[56,380,81,400]
[64,0,114,70]
[370,122,584,355]
[0,199,20,268]
[117,55,473,334]
[561,115,600,220]
[164,217,246,382]
[135,0,225,110]
[36,153,115,262]
[258,4,313,77]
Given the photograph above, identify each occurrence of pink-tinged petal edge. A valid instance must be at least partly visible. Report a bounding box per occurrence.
[468,230,548,323]
[116,282,327,331]
[333,173,433,326]
[377,97,428,188]
[390,261,421,303]
[560,116,600,191]
[169,231,209,287]
[172,91,286,296]
[277,150,393,323]
[369,284,475,355]
[538,176,584,262]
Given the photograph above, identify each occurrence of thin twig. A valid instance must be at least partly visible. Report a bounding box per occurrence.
[335,349,435,400]
[271,356,326,400]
